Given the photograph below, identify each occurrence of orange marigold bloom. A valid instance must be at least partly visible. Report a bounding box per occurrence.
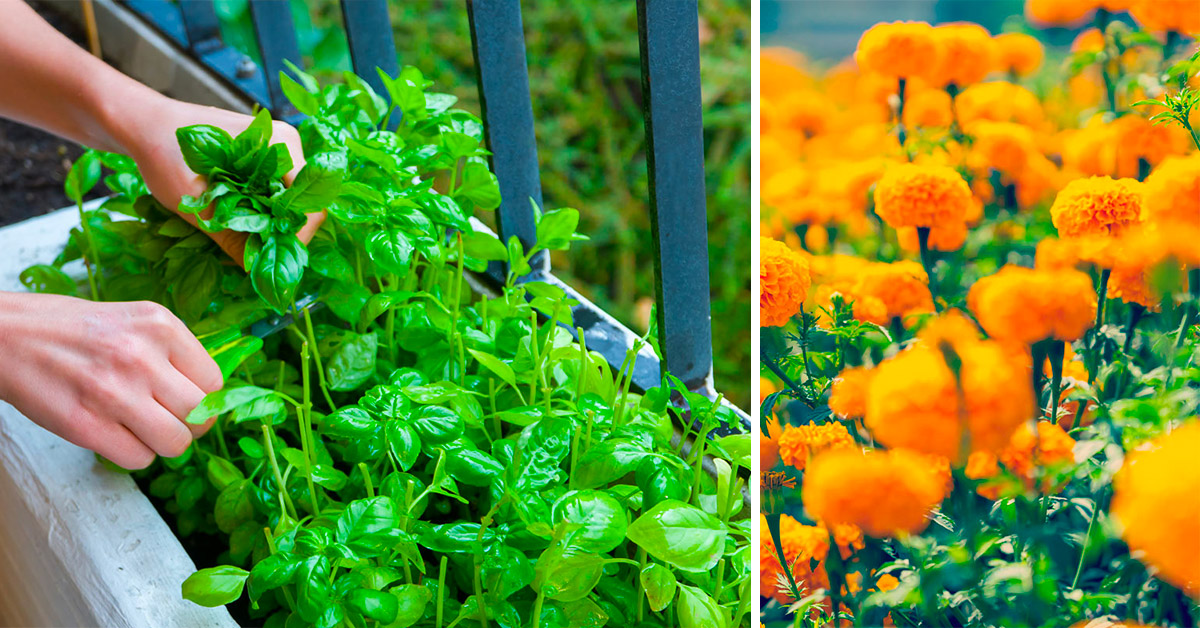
[966,421,1077,498]
[1015,154,1063,209]
[1050,176,1145,237]
[1111,115,1192,179]
[897,221,969,253]
[873,164,972,229]
[865,339,1034,461]
[777,422,856,470]
[1108,265,1160,310]
[851,261,935,325]
[804,448,946,537]
[956,81,1044,127]
[761,376,778,404]
[1129,0,1200,33]
[855,21,940,80]
[1034,235,1118,270]
[994,32,1044,76]
[1111,420,1200,596]
[1026,0,1095,26]
[968,265,1098,343]
[1143,154,1200,228]
[1072,27,1106,53]
[761,238,812,327]
[969,120,1039,178]
[759,514,863,604]
[903,87,954,128]
[830,367,874,420]
[928,23,999,87]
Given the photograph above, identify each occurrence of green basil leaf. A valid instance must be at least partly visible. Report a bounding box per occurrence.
[348,589,398,624]
[186,386,278,424]
[247,553,299,603]
[366,228,415,276]
[552,490,629,553]
[639,564,677,612]
[181,565,249,607]
[175,125,232,176]
[411,405,464,444]
[390,584,432,627]
[467,348,517,389]
[676,583,725,628]
[19,264,76,295]
[250,233,308,311]
[326,331,378,391]
[626,500,727,573]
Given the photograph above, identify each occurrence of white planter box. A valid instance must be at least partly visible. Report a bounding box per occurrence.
[0,206,236,628]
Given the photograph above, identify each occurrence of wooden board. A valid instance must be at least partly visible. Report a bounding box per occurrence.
[0,206,237,627]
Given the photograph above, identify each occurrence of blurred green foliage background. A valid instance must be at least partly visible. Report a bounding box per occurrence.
[213,0,751,408]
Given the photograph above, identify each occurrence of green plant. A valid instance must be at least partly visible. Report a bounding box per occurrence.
[29,67,751,628]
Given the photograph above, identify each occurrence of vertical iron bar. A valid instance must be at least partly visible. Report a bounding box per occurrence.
[247,0,303,117]
[177,1,222,53]
[636,0,715,393]
[465,0,546,275]
[340,0,398,99]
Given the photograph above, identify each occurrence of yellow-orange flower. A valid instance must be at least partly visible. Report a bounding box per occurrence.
[1108,265,1160,310]
[903,87,954,128]
[829,367,875,419]
[760,376,778,404]
[1143,154,1200,228]
[855,21,939,80]
[865,337,1035,461]
[994,32,1044,76]
[966,421,1077,498]
[761,238,811,327]
[777,422,856,470]
[969,120,1039,178]
[1129,0,1200,33]
[1050,176,1145,237]
[957,81,1044,127]
[1110,115,1192,179]
[1026,0,1095,26]
[804,448,946,537]
[929,23,999,87]
[760,514,862,604]
[968,265,1098,343]
[873,163,972,229]
[1071,27,1106,53]
[850,261,935,325]
[1111,420,1200,596]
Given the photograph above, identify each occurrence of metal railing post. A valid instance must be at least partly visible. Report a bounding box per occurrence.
[636,0,716,396]
[247,0,303,119]
[340,0,399,101]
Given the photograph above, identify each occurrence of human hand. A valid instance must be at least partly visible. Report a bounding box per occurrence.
[115,96,325,264]
[0,292,223,469]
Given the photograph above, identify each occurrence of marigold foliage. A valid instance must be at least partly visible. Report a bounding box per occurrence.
[873,163,973,229]
[803,448,947,537]
[968,265,1099,342]
[760,237,811,327]
[1112,420,1200,597]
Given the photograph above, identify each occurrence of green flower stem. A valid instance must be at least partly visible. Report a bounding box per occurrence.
[298,342,320,514]
[575,326,589,404]
[765,512,803,602]
[917,226,938,309]
[358,462,374,498]
[261,424,298,520]
[528,310,540,406]
[896,77,909,151]
[1048,340,1065,425]
[1172,269,1200,353]
[1086,269,1111,386]
[302,306,337,411]
[530,587,546,628]
[1071,488,1106,589]
[436,555,448,628]
[453,234,466,385]
[212,412,231,460]
[635,547,647,623]
[75,200,101,301]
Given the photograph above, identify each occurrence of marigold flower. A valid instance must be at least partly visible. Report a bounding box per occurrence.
[1129,0,1200,33]
[1111,420,1200,596]
[1107,265,1160,310]
[1050,176,1145,237]
[829,367,875,419]
[956,81,1044,127]
[760,514,863,604]
[873,163,972,229]
[761,238,812,327]
[1110,115,1192,179]
[994,32,1044,76]
[1015,154,1063,209]
[1025,0,1095,26]
[1071,27,1106,53]
[851,261,935,325]
[804,448,946,537]
[865,338,1035,461]
[1143,154,1200,228]
[777,422,856,470]
[969,120,1039,178]
[760,376,778,404]
[897,221,969,253]
[1034,235,1118,270]
[968,265,1098,343]
[903,87,954,128]
[966,421,1077,498]
[928,23,999,87]
[855,21,940,80]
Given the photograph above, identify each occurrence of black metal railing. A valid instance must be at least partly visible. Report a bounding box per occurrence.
[118,0,746,432]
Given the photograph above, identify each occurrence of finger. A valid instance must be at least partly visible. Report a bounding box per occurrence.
[296,210,327,245]
[126,403,194,459]
[161,325,225,395]
[98,424,158,470]
[153,370,213,438]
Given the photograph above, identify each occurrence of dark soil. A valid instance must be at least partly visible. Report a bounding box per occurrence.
[0,2,104,228]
